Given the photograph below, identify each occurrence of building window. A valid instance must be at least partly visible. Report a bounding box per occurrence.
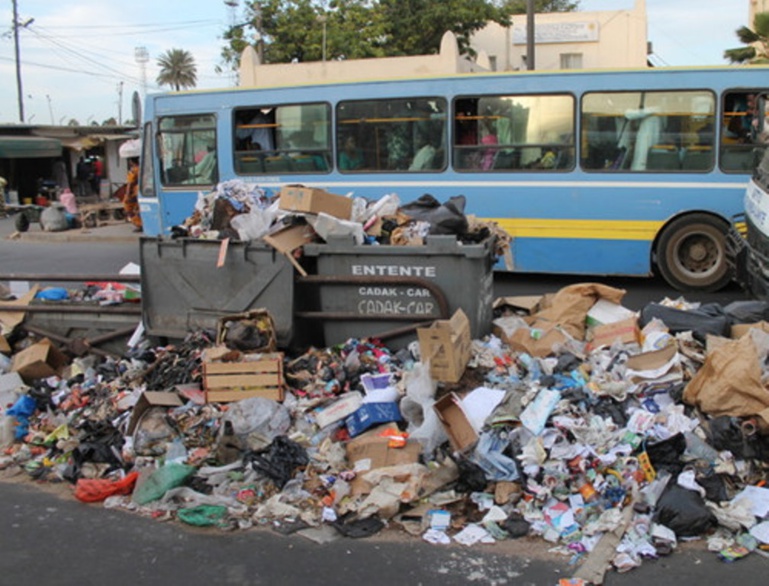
[560,53,583,70]
[488,55,497,71]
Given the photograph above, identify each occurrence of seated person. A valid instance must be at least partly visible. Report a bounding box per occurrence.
[339,136,364,170]
[409,141,437,171]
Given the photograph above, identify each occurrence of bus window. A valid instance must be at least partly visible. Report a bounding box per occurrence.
[233,103,331,174]
[453,94,574,172]
[721,90,769,173]
[336,98,447,172]
[581,90,716,172]
[158,114,217,186]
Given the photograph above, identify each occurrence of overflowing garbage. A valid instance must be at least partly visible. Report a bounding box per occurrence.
[2,279,769,584]
[168,180,511,259]
[3,183,769,583]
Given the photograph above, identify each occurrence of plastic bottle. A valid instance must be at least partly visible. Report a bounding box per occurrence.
[641,469,672,507]
[684,431,718,464]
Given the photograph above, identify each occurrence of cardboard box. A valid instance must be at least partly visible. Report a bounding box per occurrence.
[417,309,471,383]
[433,393,478,453]
[0,334,10,354]
[314,391,363,428]
[203,353,284,403]
[344,402,402,438]
[127,391,184,435]
[345,424,421,495]
[278,186,353,220]
[731,321,769,339]
[262,222,317,277]
[585,299,636,328]
[587,317,640,350]
[11,338,68,383]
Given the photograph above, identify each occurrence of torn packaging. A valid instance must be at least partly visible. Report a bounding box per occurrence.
[684,333,769,431]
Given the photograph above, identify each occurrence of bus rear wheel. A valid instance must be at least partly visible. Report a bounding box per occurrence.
[656,214,732,292]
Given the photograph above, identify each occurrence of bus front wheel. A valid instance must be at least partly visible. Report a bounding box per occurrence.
[656,213,732,292]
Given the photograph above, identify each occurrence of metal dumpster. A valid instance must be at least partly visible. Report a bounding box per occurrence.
[140,238,294,346]
[301,235,495,347]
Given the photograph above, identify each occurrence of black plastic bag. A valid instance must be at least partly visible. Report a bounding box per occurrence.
[453,457,488,493]
[644,433,687,475]
[246,436,308,489]
[332,515,385,538]
[653,485,716,537]
[723,300,769,324]
[640,303,730,343]
[399,194,469,236]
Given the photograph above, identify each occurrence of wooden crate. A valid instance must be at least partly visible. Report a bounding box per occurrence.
[203,353,284,403]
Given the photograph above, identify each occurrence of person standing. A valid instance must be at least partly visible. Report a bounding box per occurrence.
[123,157,142,232]
[91,156,103,197]
[75,156,91,197]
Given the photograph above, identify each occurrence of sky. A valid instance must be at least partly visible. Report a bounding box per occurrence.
[0,0,751,126]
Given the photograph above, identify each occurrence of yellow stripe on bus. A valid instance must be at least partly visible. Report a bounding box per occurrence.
[485,218,664,241]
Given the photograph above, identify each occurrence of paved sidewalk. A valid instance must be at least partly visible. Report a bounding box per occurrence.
[0,210,143,243]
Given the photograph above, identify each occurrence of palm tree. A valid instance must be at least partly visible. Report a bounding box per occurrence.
[724,12,769,63]
[156,48,198,91]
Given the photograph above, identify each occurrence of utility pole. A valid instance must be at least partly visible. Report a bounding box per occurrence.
[117,81,124,125]
[46,94,53,124]
[12,0,24,122]
[526,0,535,71]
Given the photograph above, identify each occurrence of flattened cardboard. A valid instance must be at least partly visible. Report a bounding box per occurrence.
[127,391,184,434]
[493,295,542,314]
[278,186,353,219]
[346,424,421,495]
[493,316,569,358]
[0,334,10,354]
[263,223,317,277]
[587,317,640,351]
[0,284,39,334]
[585,299,636,328]
[11,338,68,383]
[433,393,478,453]
[731,321,769,339]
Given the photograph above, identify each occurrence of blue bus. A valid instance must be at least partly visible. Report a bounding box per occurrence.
[138,66,769,291]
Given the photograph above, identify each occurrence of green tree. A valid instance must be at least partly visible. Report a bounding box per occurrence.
[221,0,577,69]
[724,11,769,63]
[376,0,511,56]
[156,48,198,90]
[503,0,578,13]
[67,118,79,126]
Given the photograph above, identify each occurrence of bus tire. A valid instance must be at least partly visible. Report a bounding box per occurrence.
[656,213,732,292]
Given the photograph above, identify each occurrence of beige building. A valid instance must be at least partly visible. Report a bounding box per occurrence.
[751,0,769,23]
[239,31,487,88]
[471,0,649,71]
[237,0,651,87]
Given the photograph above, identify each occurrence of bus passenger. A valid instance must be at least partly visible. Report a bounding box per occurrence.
[339,136,364,170]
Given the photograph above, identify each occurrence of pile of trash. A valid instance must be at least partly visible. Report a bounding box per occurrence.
[2,283,769,583]
[169,180,511,259]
